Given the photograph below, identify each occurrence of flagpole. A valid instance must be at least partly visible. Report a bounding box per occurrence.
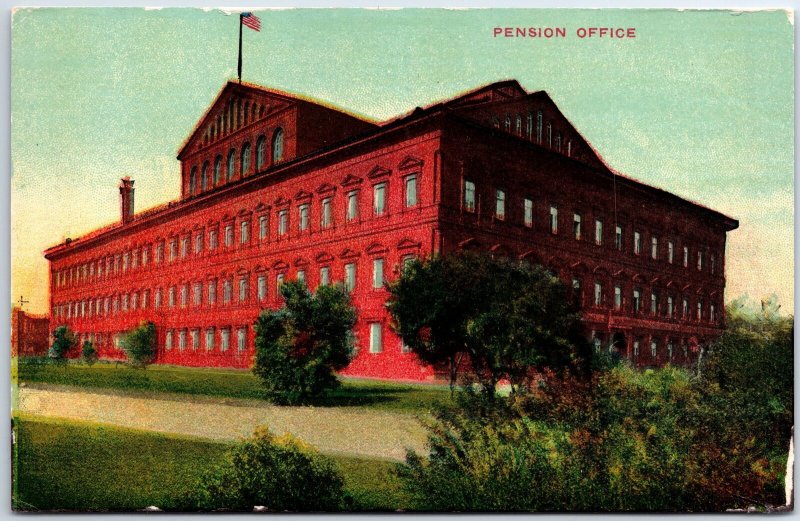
[237,13,243,83]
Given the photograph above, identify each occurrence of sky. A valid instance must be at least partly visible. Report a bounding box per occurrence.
[10,8,794,314]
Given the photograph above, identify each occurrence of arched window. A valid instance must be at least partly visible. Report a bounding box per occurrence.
[256,135,267,170]
[515,114,522,135]
[189,166,197,195]
[201,161,209,191]
[227,149,235,181]
[272,128,284,163]
[244,101,250,125]
[214,155,222,185]
[240,142,251,176]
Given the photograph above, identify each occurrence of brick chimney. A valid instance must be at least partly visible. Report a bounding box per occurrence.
[119,177,135,224]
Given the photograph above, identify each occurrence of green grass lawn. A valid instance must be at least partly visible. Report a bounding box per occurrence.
[13,414,414,512]
[14,357,451,414]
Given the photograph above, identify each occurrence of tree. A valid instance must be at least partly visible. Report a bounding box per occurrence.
[191,426,349,511]
[121,321,157,368]
[49,325,76,360]
[252,281,356,404]
[386,252,590,396]
[81,340,98,366]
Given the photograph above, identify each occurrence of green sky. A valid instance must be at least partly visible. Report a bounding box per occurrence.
[11,8,794,313]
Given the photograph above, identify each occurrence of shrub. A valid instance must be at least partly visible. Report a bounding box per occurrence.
[191,427,349,511]
[121,322,157,368]
[81,341,98,366]
[49,326,76,360]
[253,281,356,404]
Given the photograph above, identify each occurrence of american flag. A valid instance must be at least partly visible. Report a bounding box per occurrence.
[241,12,261,32]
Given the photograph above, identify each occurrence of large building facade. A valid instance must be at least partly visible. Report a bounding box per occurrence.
[44,80,738,380]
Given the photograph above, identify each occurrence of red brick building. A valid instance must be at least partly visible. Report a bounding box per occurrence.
[11,307,50,357]
[43,79,737,380]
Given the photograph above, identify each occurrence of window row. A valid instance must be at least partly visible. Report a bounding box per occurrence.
[55,179,419,290]
[53,257,408,320]
[165,326,249,353]
[574,277,720,323]
[463,180,720,274]
[189,127,284,196]
[592,332,699,363]
[202,97,268,145]
[491,110,574,157]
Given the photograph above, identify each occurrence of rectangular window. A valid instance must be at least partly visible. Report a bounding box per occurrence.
[668,241,674,264]
[373,258,384,289]
[240,220,250,243]
[405,175,417,207]
[667,296,674,318]
[276,273,285,289]
[239,277,248,302]
[193,282,202,306]
[633,289,641,312]
[651,292,658,315]
[373,183,386,216]
[191,329,200,351]
[223,280,232,304]
[169,240,177,261]
[320,266,330,286]
[550,205,558,234]
[155,289,162,310]
[123,252,129,271]
[194,233,203,254]
[651,236,658,260]
[710,253,716,274]
[131,250,138,269]
[495,189,505,220]
[298,204,309,231]
[650,341,657,358]
[237,327,247,352]
[278,210,288,236]
[180,284,188,308]
[179,330,186,351]
[696,300,703,320]
[225,224,234,246]
[683,297,689,317]
[369,323,383,354]
[710,304,716,322]
[697,251,703,271]
[209,229,218,250]
[259,215,268,240]
[345,263,356,292]
[221,328,230,352]
[321,198,333,228]
[634,231,642,255]
[297,270,305,283]
[615,225,623,251]
[347,191,359,221]
[573,213,581,240]
[464,180,476,212]
[683,246,689,267]
[208,280,216,305]
[593,282,603,306]
[168,286,176,308]
[205,328,215,351]
[258,275,267,301]
[524,198,533,228]
[614,285,622,310]
[181,237,189,258]
[633,339,640,358]
[165,330,173,350]
[594,219,603,245]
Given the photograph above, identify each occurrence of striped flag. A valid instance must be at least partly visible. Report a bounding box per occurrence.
[241,12,261,32]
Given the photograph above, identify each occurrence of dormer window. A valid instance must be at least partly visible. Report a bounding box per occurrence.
[240,142,251,176]
[272,128,284,163]
[256,135,267,170]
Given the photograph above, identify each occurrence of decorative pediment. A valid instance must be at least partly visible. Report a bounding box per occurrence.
[341,174,363,187]
[632,273,646,283]
[458,237,482,250]
[273,196,291,207]
[206,217,217,226]
[398,155,424,171]
[682,283,692,291]
[293,257,309,268]
[236,267,249,275]
[221,213,233,222]
[592,266,610,276]
[612,268,628,278]
[272,260,289,271]
[294,190,313,201]
[254,264,268,273]
[315,252,334,264]
[367,165,391,180]
[650,276,661,285]
[237,208,252,217]
[192,222,204,231]
[548,256,566,269]
[316,183,337,195]
[339,248,361,260]
[397,238,422,251]
[366,242,389,255]
[254,202,270,212]
[520,250,544,265]
[665,280,677,288]
[490,243,513,257]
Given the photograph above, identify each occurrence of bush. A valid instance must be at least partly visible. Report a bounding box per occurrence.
[81,341,98,366]
[190,427,349,511]
[49,326,76,360]
[121,322,157,368]
[253,281,356,404]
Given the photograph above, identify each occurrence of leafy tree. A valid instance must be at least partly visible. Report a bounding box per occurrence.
[191,426,349,511]
[253,281,356,404]
[121,321,157,368]
[386,252,590,396]
[49,325,76,360]
[81,340,98,366]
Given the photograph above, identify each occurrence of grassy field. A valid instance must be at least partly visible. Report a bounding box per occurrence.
[13,414,414,512]
[14,357,451,414]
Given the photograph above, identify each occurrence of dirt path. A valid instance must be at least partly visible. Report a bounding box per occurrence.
[15,384,428,461]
